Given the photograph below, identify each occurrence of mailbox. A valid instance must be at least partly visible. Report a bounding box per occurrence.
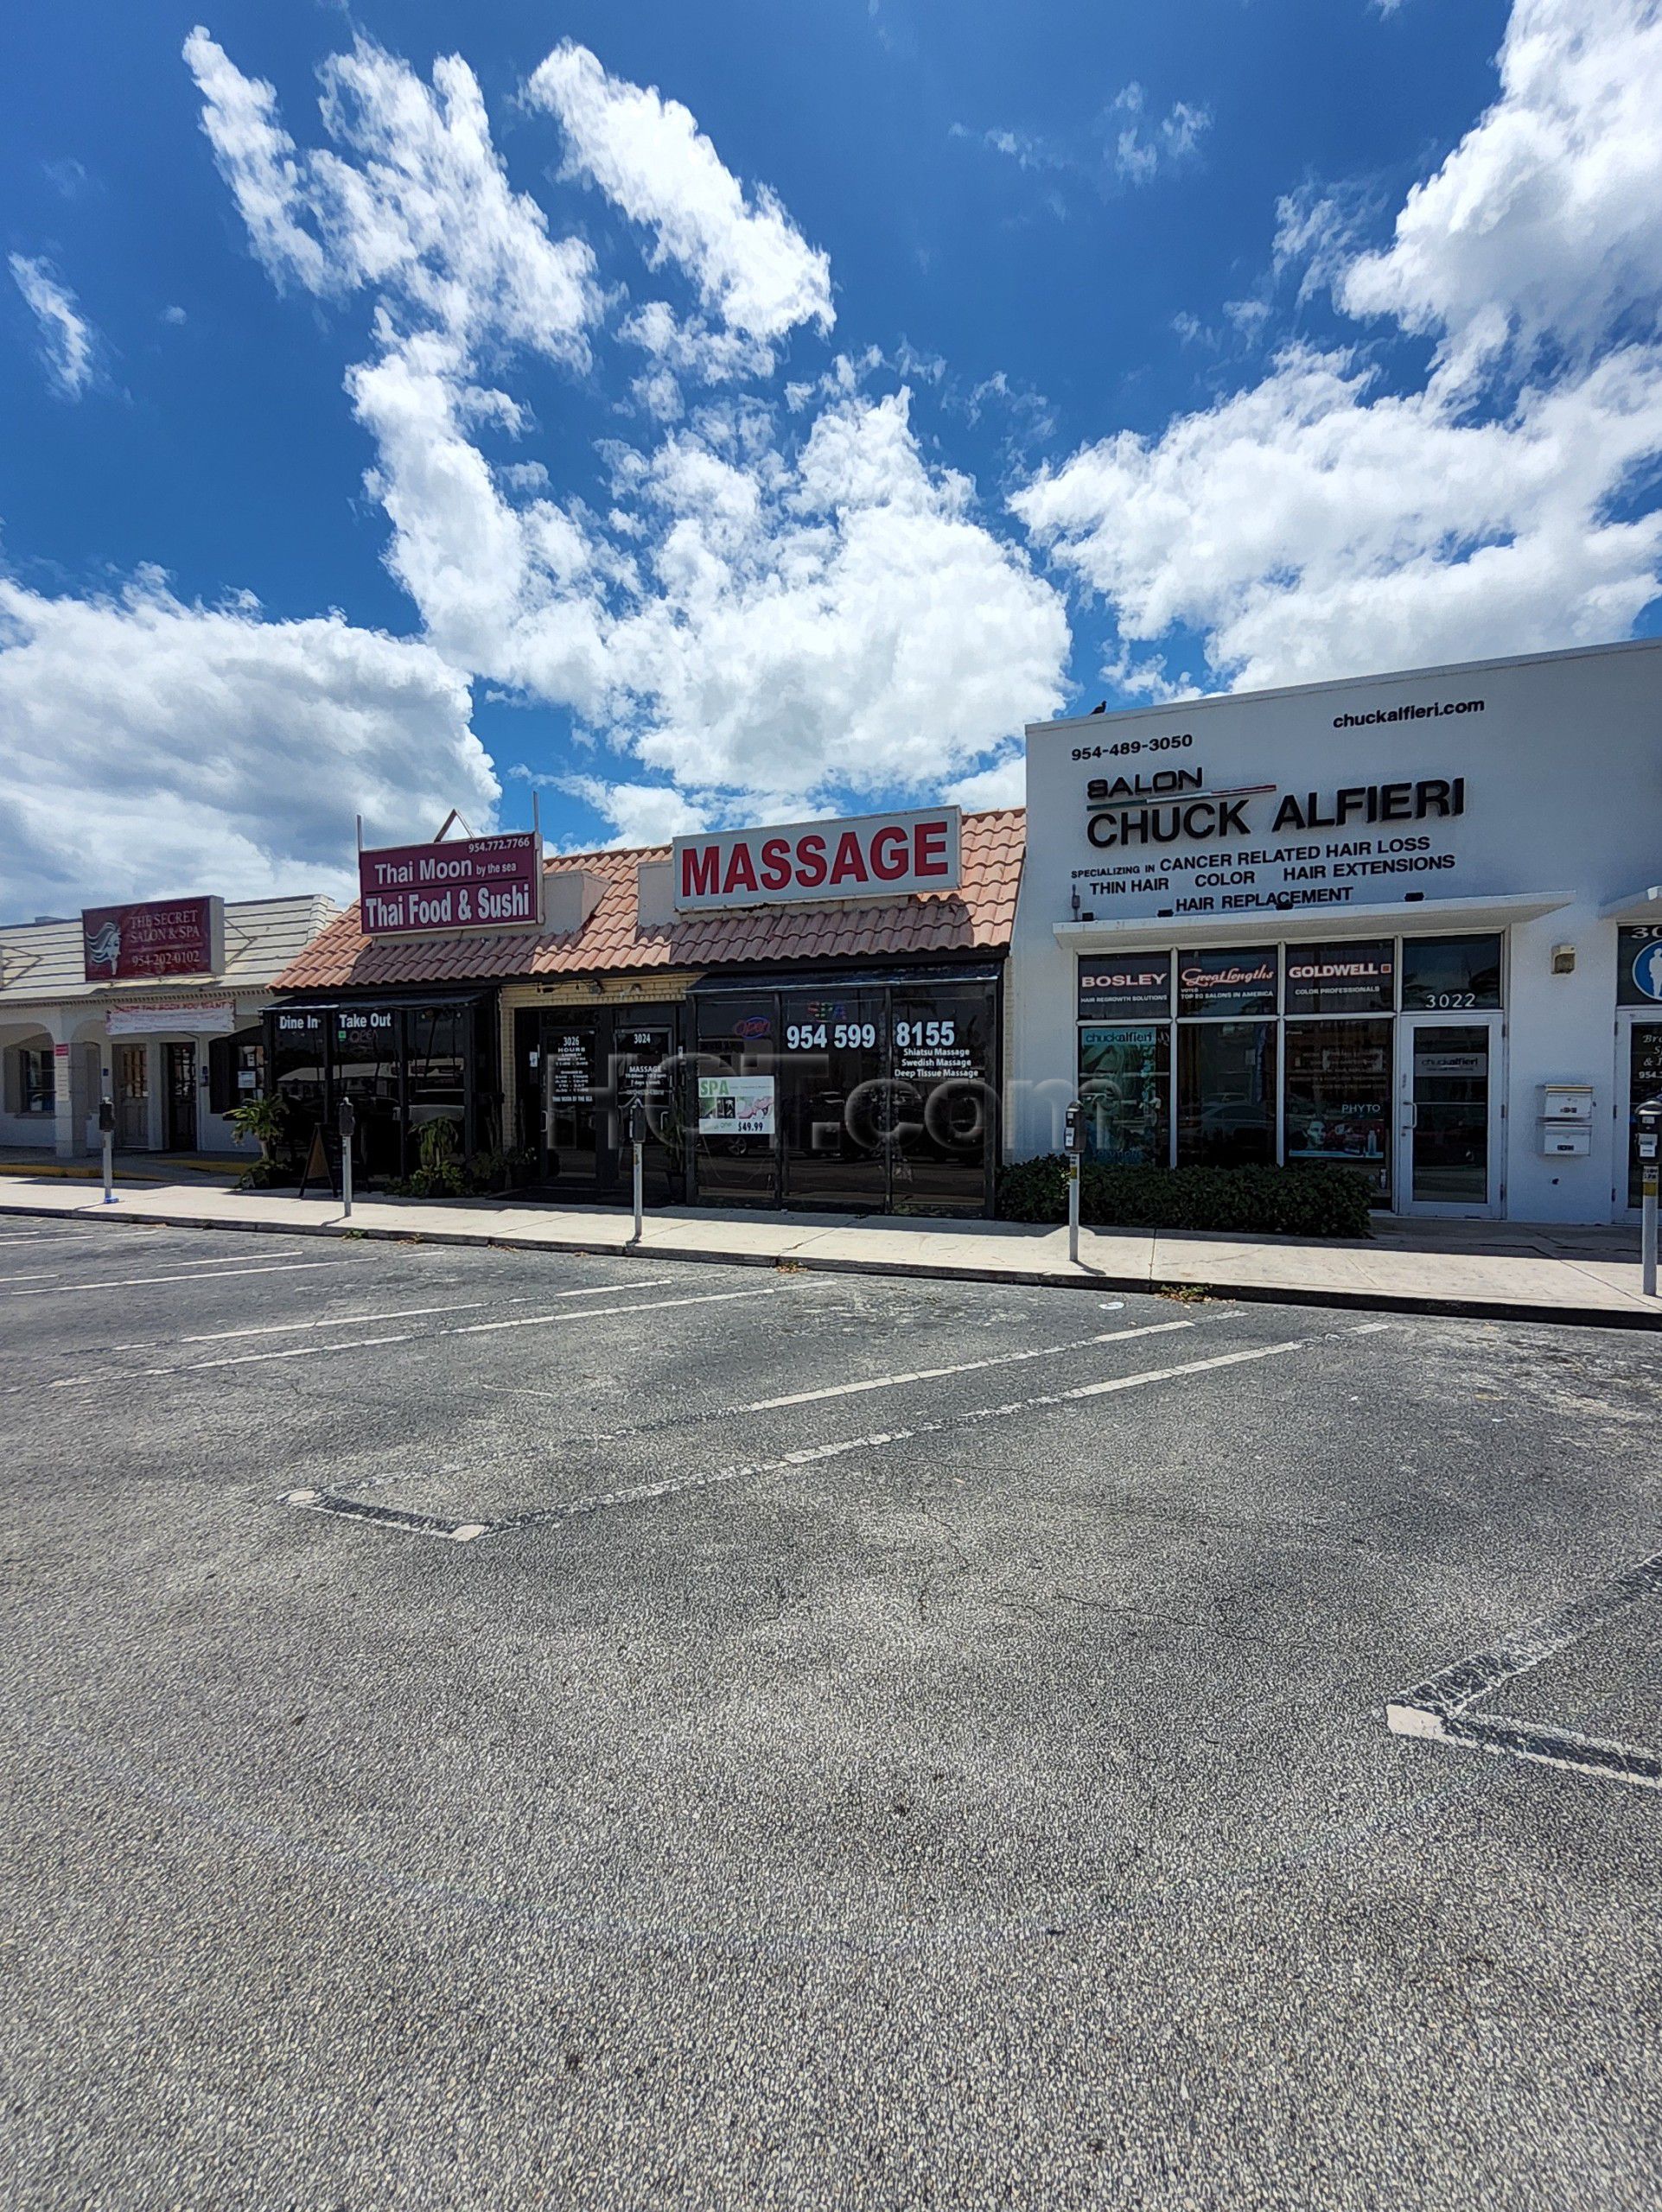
[1541,1125,1590,1158]
[1539,1084,1594,1122]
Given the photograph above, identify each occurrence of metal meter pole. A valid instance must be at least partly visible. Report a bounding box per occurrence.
[628,1096,647,1244]
[338,1095,357,1219]
[1064,1100,1085,1268]
[98,1096,116,1205]
[1638,1097,1661,1299]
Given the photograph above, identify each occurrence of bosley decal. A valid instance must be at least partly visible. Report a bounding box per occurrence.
[672,807,961,911]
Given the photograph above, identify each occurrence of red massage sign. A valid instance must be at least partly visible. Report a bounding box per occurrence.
[81,896,223,982]
[672,807,961,912]
[359,831,544,937]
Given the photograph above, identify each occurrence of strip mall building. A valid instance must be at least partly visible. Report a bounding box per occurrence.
[11,638,1651,1224]
[268,809,1020,1216]
[1012,638,1662,1224]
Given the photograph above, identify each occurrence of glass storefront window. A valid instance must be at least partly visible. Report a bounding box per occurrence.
[1284,1021,1392,1197]
[1400,934,1502,1010]
[335,1007,404,1177]
[778,988,888,1210]
[1079,1025,1169,1166]
[1176,1021,1277,1167]
[1178,947,1278,1018]
[271,1012,326,1126]
[888,986,997,1214]
[18,1047,54,1114]
[1284,941,1396,1015]
[694,996,778,1205]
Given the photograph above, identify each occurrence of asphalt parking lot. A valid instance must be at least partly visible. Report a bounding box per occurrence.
[3,1215,1659,2210]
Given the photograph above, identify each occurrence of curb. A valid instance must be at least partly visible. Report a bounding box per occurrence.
[0,1192,1656,1332]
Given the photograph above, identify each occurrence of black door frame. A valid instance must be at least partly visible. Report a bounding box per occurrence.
[517,1003,686,1204]
[687,964,1004,1217]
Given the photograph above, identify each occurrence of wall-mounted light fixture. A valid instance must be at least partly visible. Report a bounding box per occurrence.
[1551,943,1576,975]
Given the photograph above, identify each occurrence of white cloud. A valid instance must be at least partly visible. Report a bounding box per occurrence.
[1017,0,1662,693]
[944,750,1025,810]
[1017,342,1662,692]
[184,28,331,293]
[0,573,495,916]
[191,33,1069,827]
[1112,84,1212,186]
[525,43,832,344]
[557,774,710,846]
[9,254,94,397]
[1341,0,1662,371]
[186,28,601,363]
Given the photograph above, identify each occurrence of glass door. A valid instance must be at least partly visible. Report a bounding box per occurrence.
[1398,1017,1502,1215]
[164,1043,197,1150]
[116,1044,150,1148]
[610,1020,680,1205]
[541,1018,601,1192]
[1621,1020,1662,1212]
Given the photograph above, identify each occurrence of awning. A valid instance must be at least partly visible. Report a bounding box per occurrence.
[1054,889,1572,954]
[1599,884,1662,922]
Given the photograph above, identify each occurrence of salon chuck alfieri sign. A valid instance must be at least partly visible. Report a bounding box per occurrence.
[1029,677,1519,924]
[359,832,544,937]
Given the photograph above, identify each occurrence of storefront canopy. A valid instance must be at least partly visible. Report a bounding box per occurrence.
[1054,888,1571,955]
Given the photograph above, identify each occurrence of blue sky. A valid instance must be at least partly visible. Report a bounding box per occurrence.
[3,0,1659,915]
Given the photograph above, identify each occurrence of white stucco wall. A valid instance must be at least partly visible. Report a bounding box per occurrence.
[1009,639,1662,1223]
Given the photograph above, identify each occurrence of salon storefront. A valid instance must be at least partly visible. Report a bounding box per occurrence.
[1010,638,1662,1224]
[269,805,1021,1216]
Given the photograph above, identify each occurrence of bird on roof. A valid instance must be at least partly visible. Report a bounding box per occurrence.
[1090,701,1107,714]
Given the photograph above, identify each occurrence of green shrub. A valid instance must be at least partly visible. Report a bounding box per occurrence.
[997,1155,1374,1238]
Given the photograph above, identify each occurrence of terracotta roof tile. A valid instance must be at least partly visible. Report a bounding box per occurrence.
[274,810,1026,994]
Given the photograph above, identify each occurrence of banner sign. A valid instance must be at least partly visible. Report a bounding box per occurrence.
[82,897,223,982]
[672,809,960,912]
[105,999,238,1036]
[359,832,544,937]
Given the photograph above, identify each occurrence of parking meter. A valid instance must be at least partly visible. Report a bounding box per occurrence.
[338,1094,357,1217]
[1063,1099,1085,1265]
[1639,1094,1661,1299]
[627,1094,647,1243]
[98,1096,116,1205]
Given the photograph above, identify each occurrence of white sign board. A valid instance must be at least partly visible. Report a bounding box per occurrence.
[672,809,960,912]
[697,1075,776,1136]
[106,1001,239,1036]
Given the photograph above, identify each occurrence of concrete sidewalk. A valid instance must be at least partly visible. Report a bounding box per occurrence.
[0,1173,1654,1328]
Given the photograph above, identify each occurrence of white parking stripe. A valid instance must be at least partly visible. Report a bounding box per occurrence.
[514,1333,1332,1527]
[302,1322,1391,1541]
[740,1319,1194,1412]
[169,1300,504,1344]
[3,1258,366,1297]
[21,1278,812,1393]
[448,1284,819,1338]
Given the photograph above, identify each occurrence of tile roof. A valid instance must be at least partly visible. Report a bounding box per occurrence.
[274,809,1025,994]
[0,895,340,1010]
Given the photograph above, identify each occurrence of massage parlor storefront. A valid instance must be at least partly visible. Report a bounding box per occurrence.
[1009,638,1662,1223]
[266,808,1019,1216]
